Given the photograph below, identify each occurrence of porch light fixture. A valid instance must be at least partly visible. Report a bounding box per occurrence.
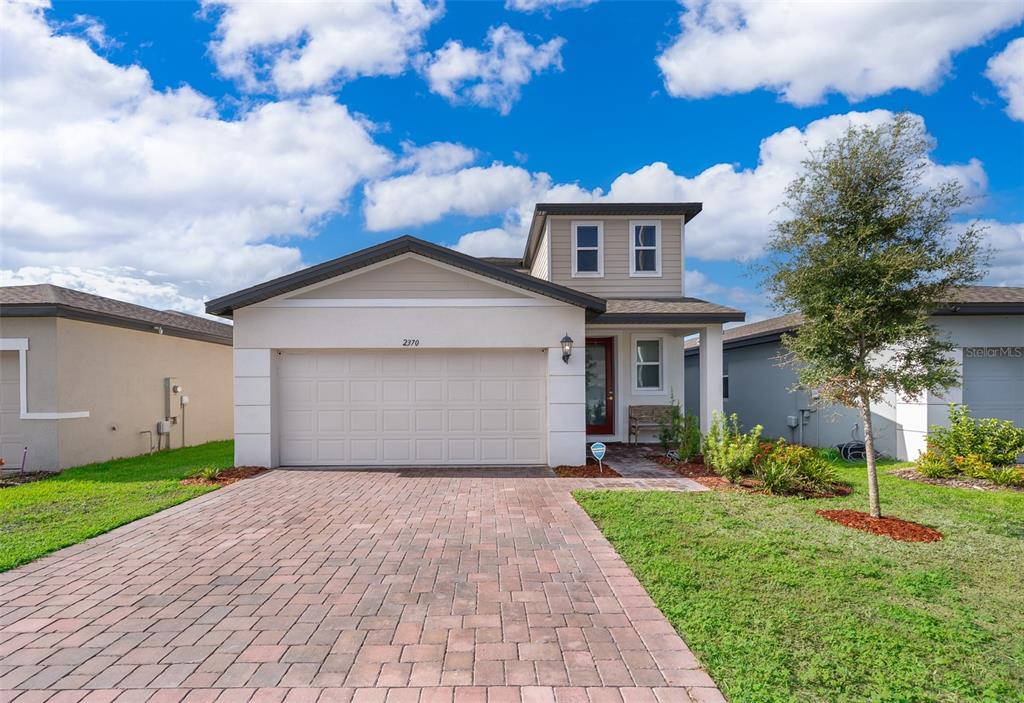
[560,334,574,364]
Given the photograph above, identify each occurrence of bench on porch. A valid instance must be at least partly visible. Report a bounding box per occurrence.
[627,405,671,445]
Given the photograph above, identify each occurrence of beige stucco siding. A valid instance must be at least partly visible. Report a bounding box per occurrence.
[55,319,233,468]
[0,317,59,471]
[293,256,527,299]
[550,217,684,297]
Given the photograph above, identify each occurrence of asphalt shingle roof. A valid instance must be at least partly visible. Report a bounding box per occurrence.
[0,284,233,344]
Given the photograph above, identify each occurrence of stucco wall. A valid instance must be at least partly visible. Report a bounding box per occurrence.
[0,317,60,471]
[55,318,233,468]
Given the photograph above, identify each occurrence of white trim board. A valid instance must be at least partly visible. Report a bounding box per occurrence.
[259,298,562,309]
[1,338,90,420]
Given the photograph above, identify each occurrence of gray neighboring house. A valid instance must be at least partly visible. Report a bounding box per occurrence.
[685,286,1024,460]
[0,285,234,471]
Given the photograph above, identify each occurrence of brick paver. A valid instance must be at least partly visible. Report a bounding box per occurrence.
[0,469,722,702]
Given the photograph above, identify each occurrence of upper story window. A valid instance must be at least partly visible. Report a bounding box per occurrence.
[630,220,661,276]
[572,221,603,277]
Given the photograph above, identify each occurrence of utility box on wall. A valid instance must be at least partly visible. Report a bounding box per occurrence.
[164,376,180,422]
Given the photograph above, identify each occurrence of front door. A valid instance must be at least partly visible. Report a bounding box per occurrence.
[585,337,615,435]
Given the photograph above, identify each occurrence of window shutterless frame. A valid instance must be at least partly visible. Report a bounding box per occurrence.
[571,221,604,277]
[629,220,661,277]
[633,336,664,392]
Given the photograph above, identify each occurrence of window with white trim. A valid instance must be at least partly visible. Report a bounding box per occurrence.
[635,338,662,391]
[630,220,661,276]
[572,221,603,276]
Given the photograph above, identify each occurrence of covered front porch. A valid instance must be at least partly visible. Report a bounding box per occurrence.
[582,297,741,444]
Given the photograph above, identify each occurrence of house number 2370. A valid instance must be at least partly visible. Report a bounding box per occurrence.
[402,339,420,347]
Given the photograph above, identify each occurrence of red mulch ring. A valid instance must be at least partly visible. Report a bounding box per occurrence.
[181,466,267,486]
[553,464,622,478]
[817,509,943,542]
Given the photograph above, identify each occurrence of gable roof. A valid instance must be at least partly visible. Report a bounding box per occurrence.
[684,286,1024,354]
[205,235,607,317]
[0,284,233,345]
[524,202,703,267]
[589,298,745,325]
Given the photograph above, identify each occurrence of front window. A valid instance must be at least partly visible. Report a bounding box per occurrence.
[635,338,662,390]
[630,220,661,276]
[572,221,603,276]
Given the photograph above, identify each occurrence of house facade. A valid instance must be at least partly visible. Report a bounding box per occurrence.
[684,287,1024,461]
[0,285,234,471]
[208,203,744,468]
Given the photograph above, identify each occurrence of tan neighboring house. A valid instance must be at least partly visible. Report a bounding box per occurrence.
[208,202,745,469]
[0,285,234,471]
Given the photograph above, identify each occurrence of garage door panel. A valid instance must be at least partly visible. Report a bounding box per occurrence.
[278,350,546,465]
[964,352,1024,426]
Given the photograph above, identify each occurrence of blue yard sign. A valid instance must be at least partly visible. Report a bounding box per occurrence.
[590,442,606,461]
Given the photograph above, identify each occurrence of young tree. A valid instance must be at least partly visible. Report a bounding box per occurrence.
[763,114,986,518]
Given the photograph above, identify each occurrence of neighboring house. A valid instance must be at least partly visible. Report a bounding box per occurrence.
[684,287,1024,460]
[0,285,234,471]
[207,203,744,468]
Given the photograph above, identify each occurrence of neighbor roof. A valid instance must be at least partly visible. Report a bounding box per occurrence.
[589,298,745,325]
[0,284,233,345]
[523,202,703,267]
[684,286,1024,353]
[205,235,607,317]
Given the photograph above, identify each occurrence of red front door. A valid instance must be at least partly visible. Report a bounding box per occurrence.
[585,337,615,435]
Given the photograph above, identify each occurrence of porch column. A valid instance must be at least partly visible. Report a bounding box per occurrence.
[699,325,724,434]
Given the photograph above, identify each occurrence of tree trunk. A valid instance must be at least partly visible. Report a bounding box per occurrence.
[860,397,881,518]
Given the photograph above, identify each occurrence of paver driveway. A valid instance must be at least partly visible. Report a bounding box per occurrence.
[0,469,724,703]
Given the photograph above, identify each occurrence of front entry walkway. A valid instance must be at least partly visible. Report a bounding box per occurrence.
[0,470,723,703]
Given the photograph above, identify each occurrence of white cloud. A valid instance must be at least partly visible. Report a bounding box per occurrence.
[428,111,986,261]
[205,0,443,93]
[505,0,597,12]
[1,0,392,309]
[420,24,565,114]
[973,220,1024,285]
[395,141,478,175]
[986,37,1024,121]
[657,0,1024,105]
[450,228,525,257]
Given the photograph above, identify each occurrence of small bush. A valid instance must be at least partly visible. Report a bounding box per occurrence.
[192,466,222,482]
[929,405,1024,468]
[954,453,994,480]
[703,412,763,483]
[753,439,840,494]
[815,446,841,462]
[985,465,1024,487]
[916,449,957,479]
[658,397,702,462]
[755,456,800,495]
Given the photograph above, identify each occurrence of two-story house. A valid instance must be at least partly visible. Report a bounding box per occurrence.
[207,203,745,468]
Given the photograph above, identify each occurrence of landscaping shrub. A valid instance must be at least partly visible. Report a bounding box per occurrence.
[929,404,1024,468]
[985,465,1024,488]
[915,448,957,479]
[754,455,800,495]
[954,453,995,480]
[657,397,702,461]
[192,466,222,482]
[703,412,762,483]
[753,439,840,494]
[815,446,841,462]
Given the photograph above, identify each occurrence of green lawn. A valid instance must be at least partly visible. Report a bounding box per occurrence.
[575,463,1024,703]
[0,440,233,572]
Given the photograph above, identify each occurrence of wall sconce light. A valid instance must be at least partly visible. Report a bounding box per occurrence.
[560,333,574,364]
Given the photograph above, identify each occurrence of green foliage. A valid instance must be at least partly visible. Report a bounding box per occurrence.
[575,460,1024,702]
[930,404,1024,468]
[915,449,957,479]
[192,466,223,482]
[985,465,1024,488]
[0,441,231,572]
[658,397,703,461]
[954,453,994,480]
[753,439,840,494]
[814,446,841,462]
[703,412,762,483]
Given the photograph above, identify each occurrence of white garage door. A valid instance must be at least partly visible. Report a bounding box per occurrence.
[963,351,1024,427]
[278,349,547,466]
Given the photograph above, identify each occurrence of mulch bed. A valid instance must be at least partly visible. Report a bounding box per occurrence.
[181,466,267,486]
[0,471,54,488]
[553,464,622,478]
[817,509,943,542]
[654,455,851,497]
[890,467,1024,493]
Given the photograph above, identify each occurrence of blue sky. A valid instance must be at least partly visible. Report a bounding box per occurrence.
[2,0,1023,319]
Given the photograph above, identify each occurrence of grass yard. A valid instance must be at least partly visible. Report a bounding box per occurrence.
[575,462,1024,703]
[0,440,233,572]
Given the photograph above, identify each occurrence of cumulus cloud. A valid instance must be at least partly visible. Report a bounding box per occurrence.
[370,111,985,262]
[986,37,1024,121]
[1,0,392,310]
[395,141,478,175]
[420,24,564,114]
[657,0,1024,105]
[973,220,1024,285]
[205,0,443,93]
[505,0,597,12]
